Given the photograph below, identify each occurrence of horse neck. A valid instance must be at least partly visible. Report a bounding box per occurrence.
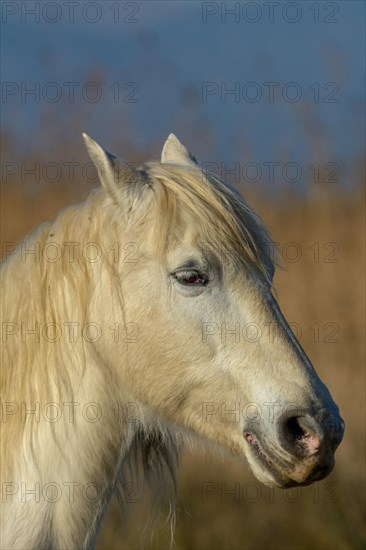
[2,187,136,416]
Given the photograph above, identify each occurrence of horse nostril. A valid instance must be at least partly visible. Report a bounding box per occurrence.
[280,415,323,457]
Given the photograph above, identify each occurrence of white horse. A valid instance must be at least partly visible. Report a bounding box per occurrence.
[0,134,344,549]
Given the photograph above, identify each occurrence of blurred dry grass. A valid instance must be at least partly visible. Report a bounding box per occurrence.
[1,134,365,550]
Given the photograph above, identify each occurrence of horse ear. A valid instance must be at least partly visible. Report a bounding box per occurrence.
[161,134,197,167]
[82,133,143,203]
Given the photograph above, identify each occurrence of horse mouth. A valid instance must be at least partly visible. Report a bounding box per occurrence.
[243,431,332,488]
[243,431,287,486]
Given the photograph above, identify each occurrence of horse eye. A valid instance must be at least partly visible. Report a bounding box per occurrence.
[173,270,209,286]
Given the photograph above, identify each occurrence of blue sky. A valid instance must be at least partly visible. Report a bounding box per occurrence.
[1,1,365,186]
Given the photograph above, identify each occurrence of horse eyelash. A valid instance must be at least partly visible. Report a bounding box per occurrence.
[172,269,210,286]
